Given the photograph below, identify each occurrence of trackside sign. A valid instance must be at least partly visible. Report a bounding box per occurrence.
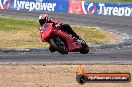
[1,0,69,12]
[1,0,132,16]
[14,0,56,11]
[68,0,132,16]
[97,3,132,16]
[83,2,132,16]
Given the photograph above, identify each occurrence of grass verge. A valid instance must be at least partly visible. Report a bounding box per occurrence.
[0,17,122,49]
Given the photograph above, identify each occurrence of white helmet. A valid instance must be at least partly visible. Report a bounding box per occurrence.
[39,14,48,25]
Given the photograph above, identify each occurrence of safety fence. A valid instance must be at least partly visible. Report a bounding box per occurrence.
[0,0,132,16]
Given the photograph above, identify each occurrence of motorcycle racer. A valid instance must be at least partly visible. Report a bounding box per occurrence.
[39,14,84,43]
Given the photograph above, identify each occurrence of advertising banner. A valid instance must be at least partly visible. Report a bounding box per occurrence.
[68,0,132,16]
[0,0,69,13]
[1,0,132,16]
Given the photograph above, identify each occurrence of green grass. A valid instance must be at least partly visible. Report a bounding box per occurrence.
[79,0,132,3]
[72,26,122,45]
[73,26,108,45]
[0,17,38,31]
[0,17,122,49]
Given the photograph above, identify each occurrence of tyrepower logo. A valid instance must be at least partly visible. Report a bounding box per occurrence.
[14,0,56,11]
[0,0,11,10]
[82,2,132,16]
[98,3,132,16]
[82,2,97,15]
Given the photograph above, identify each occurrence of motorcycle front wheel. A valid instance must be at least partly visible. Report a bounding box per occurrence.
[50,37,68,54]
[79,43,89,54]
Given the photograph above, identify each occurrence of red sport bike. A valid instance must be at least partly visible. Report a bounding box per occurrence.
[40,23,89,54]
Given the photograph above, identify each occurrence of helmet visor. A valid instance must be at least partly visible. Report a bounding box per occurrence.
[39,18,47,25]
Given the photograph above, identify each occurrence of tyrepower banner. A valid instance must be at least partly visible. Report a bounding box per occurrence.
[0,0,69,12]
[68,0,132,16]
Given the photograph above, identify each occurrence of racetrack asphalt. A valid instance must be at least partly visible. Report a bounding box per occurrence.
[0,10,132,64]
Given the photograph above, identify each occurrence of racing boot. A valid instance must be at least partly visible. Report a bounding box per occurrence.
[76,37,86,44]
[73,36,86,44]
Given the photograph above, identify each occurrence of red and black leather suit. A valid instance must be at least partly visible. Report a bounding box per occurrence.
[39,19,80,41]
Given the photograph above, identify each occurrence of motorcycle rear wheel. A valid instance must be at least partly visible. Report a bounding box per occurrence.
[50,37,68,54]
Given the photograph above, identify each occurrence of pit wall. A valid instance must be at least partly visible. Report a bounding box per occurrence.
[0,0,132,16]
